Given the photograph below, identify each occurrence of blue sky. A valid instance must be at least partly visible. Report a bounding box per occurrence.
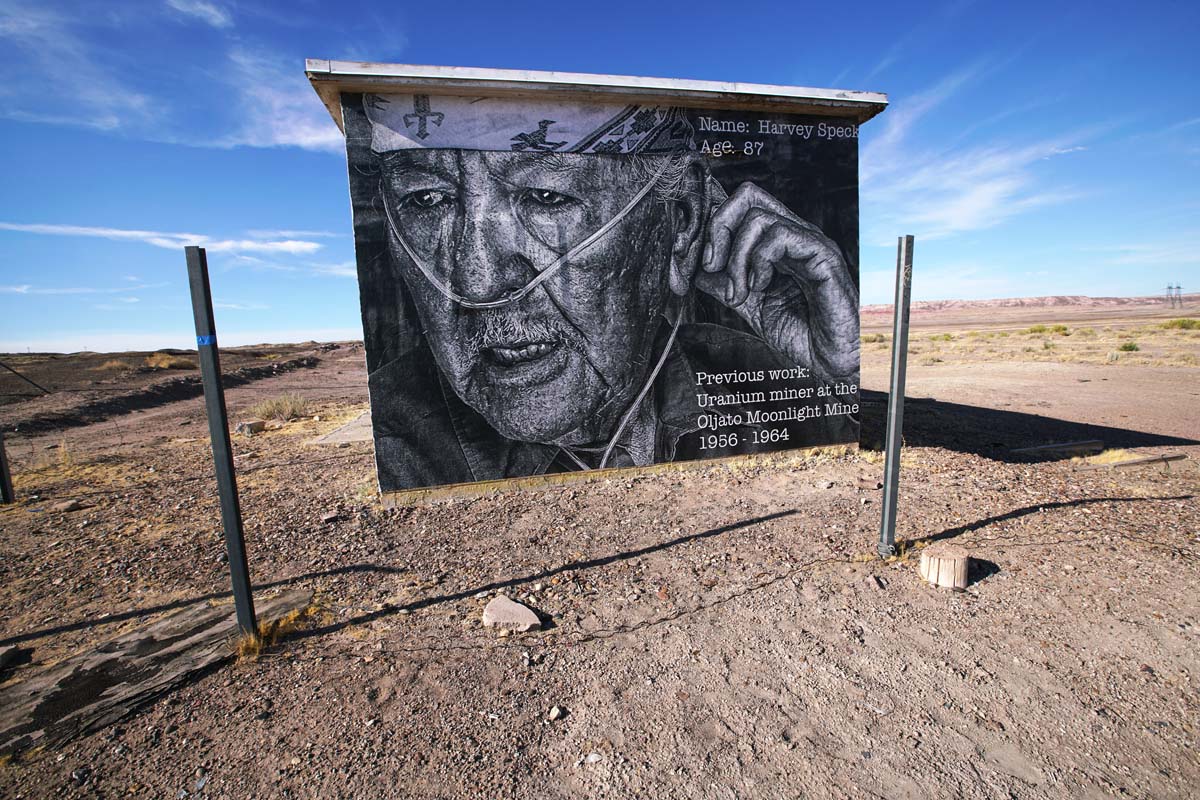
[0,0,1197,352]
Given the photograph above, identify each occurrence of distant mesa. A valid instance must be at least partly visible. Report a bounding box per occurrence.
[861,293,1198,315]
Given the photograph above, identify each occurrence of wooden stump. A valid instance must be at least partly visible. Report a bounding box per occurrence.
[919,544,969,590]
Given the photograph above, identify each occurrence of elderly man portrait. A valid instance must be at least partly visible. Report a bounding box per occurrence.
[340,93,860,492]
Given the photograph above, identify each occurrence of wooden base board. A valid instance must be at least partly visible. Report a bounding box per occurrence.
[380,443,859,508]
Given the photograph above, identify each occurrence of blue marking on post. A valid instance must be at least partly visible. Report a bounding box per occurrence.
[197,334,217,347]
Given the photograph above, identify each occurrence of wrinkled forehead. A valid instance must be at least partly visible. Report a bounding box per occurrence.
[380,148,645,187]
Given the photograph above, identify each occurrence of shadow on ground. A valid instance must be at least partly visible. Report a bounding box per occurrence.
[859,389,1200,462]
[1,511,799,650]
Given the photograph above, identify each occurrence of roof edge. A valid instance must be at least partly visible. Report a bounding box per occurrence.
[305,60,888,133]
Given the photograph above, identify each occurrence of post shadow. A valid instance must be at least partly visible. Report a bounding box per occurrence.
[858,390,1199,462]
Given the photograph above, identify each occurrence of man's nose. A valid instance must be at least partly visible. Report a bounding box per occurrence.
[447,185,536,304]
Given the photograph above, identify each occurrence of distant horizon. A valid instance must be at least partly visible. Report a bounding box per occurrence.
[2,290,1196,355]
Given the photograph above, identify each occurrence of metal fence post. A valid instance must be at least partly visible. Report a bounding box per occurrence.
[0,431,13,505]
[878,235,914,559]
[185,246,257,637]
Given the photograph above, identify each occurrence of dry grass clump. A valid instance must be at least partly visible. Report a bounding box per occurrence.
[235,604,318,662]
[34,438,75,470]
[91,359,132,372]
[1073,448,1133,465]
[1023,324,1049,334]
[1161,318,1199,330]
[928,332,954,342]
[249,393,310,422]
[1117,341,1140,352]
[1050,324,1070,335]
[861,333,887,343]
[145,352,196,370]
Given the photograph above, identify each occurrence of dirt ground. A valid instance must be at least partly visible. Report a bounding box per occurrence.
[0,299,1198,799]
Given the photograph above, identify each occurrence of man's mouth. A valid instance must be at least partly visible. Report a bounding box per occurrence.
[485,340,561,367]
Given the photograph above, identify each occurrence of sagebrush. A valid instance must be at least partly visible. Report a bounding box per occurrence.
[145,352,196,370]
[249,393,310,421]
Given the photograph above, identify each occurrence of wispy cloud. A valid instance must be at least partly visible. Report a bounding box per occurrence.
[862,65,1090,243]
[0,1,152,131]
[0,3,347,154]
[246,229,343,239]
[0,222,323,255]
[1101,238,1200,268]
[2,283,161,295]
[93,297,142,311]
[861,63,982,182]
[217,48,344,152]
[165,0,232,28]
[215,300,270,311]
[307,262,358,278]
[223,256,357,277]
[861,261,1026,303]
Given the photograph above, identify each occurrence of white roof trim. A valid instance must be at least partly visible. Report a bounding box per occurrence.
[306,60,888,133]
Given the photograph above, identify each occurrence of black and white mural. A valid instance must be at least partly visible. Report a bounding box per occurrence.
[340,92,862,493]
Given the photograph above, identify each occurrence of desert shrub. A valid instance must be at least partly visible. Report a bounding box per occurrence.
[861,333,887,343]
[929,332,954,342]
[1022,346,1036,353]
[145,352,196,370]
[1023,324,1048,334]
[997,331,1010,338]
[1050,324,1070,335]
[1117,341,1140,352]
[249,393,310,422]
[1076,327,1096,337]
[91,359,131,371]
[920,356,943,365]
[1162,318,1200,330]
[1042,340,1054,350]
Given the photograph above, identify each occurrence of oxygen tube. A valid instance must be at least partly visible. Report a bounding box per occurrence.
[380,161,671,310]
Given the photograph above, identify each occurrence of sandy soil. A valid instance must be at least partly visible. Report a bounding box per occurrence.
[0,302,1198,799]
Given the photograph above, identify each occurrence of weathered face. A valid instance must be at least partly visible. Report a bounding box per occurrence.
[379,149,675,444]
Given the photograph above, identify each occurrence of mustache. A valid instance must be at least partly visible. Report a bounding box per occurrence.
[464,311,580,352]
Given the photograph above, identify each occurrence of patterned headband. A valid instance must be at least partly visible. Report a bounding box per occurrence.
[363,93,696,155]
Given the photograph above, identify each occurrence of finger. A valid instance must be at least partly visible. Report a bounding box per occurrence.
[702,218,732,274]
[724,208,777,306]
[702,183,787,274]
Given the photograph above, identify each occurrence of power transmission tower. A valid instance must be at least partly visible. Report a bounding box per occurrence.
[1166,284,1176,308]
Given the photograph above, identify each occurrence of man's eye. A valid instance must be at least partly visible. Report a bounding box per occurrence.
[401,189,453,209]
[524,189,574,207]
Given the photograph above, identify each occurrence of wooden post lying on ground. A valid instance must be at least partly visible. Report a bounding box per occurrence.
[0,588,311,754]
[1012,440,1104,457]
[919,544,969,590]
[1075,453,1187,471]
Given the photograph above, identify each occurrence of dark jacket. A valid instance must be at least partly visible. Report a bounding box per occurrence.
[369,321,858,492]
